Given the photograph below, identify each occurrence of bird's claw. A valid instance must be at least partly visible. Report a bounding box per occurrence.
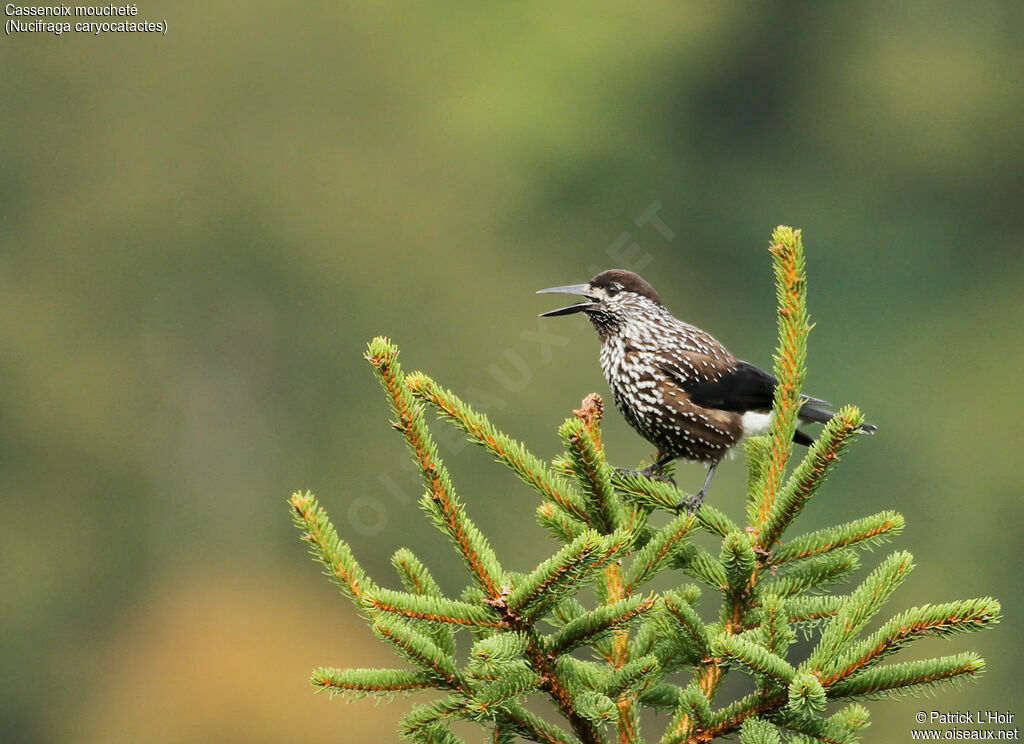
[614,466,676,487]
[675,490,706,515]
[613,466,642,480]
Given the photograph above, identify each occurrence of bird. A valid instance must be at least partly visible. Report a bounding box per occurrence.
[537,268,875,513]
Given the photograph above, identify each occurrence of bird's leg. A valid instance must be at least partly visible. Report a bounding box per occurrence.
[676,461,719,514]
[615,453,676,485]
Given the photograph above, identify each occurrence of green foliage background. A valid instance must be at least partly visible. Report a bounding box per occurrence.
[2,3,1021,742]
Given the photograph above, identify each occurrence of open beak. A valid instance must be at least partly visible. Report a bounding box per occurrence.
[536,283,596,317]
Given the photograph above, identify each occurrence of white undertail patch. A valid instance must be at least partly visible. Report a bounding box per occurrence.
[741,410,773,438]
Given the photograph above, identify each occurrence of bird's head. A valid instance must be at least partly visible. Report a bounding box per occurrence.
[537,269,664,333]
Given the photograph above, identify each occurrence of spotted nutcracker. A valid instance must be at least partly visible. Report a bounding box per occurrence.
[538,269,875,512]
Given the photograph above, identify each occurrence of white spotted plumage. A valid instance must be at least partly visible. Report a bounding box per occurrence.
[539,268,871,509]
[591,291,745,463]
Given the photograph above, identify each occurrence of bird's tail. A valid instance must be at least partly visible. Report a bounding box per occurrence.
[798,401,877,434]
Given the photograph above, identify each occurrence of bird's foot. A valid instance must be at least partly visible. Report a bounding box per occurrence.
[675,489,706,515]
[614,465,676,486]
[613,466,643,480]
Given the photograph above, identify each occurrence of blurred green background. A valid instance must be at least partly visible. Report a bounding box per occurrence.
[2,2,1022,742]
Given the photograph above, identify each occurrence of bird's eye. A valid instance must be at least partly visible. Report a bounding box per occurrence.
[606,284,622,296]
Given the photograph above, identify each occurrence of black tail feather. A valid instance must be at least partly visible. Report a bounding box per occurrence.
[793,429,814,446]
[798,403,876,435]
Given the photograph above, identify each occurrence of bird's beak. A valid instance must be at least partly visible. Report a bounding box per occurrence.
[536,283,596,317]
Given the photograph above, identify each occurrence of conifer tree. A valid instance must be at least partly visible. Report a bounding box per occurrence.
[290,227,999,743]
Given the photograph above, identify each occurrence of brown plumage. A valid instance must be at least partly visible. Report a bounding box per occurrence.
[538,269,875,511]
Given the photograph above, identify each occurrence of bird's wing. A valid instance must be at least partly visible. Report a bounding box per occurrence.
[656,354,779,412]
[657,351,833,411]
[656,352,838,445]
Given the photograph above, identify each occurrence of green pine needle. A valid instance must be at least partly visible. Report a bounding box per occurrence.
[787,671,827,715]
[772,511,905,564]
[722,531,758,598]
[823,597,1001,680]
[372,615,459,682]
[552,594,655,654]
[507,530,616,618]
[761,550,860,598]
[808,550,915,670]
[365,587,503,627]
[828,653,986,700]
[625,512,697,591]
[312,667,436,699]
[739,716,782,744]
[773,709,856,744]
[716,633,797,686]
[760,405,865,549]
[289,490,373,606]
[406,371,589,522]
[559,416,622,532]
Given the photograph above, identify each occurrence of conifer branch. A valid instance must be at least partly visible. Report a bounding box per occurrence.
[293,229,998,743]
[576,691,619,726]
[674,544,729,591]
[312,667,437,699]
[521,629,608,744]
[822,597,1001,682]
[694,503,742,539]
[721,531,758,602]
[613,472,739,538]
[365,587,504,627]
[468,631,530,671]
[613,470,679,511]
[606,655,660,699]
[660,684,713,744]
[468,667,544,711]
[624,513,696,592]
[758,226,810,526]
[785,595,845,626]
[771,511,904,564]
[372,615,460,684]
[406,371,589,522]
[772,710,853,743]
[392,548,444,598]
[507,530,618,619]
[552,595,656,654]
[560,417,621,532]
[555,656,614,694]
[366,338,504,599]
[393,548,456,654]
[807,550,914,670]
[289,490,373,606]
[538,500,590,541]
[827,653,986,700]
[715,633,797,686]
[499,701,582,744]
[401,697,473,738]
[658,590,712,664]
[639,684,683,710]
[759,407,865,550]
[739,717,782,744]
[786,671,827,716]
[744,436,773,527]
[750,594,796,657]
[828,704,870,736]
[630,611,666,663]
[759,550,859,598]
